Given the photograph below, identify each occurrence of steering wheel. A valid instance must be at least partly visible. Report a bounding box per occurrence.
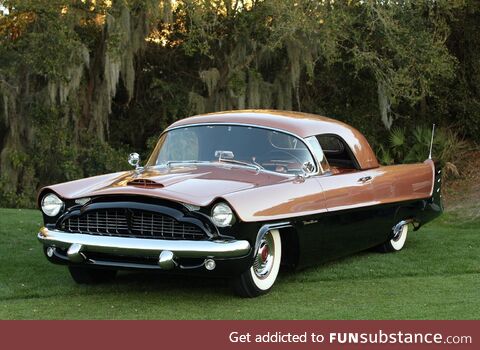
[256,149,304,169]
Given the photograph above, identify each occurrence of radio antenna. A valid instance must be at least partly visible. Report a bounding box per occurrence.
[428,123,435,160]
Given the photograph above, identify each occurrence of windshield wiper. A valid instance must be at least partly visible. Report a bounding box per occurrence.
[218,158,264,171]
[154,160,210,167]
[155,159,264,171]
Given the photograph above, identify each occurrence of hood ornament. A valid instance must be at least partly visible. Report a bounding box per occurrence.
[128,152,144,175]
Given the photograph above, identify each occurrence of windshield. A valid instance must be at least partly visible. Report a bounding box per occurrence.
[147,125,317,175]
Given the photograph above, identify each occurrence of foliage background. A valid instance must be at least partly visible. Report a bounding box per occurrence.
[0,0,479,208]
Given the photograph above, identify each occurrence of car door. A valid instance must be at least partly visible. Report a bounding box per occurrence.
[296,136,379,266]
[312,171,378,261]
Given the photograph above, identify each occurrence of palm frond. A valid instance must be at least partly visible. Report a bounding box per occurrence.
[390,127,405,148]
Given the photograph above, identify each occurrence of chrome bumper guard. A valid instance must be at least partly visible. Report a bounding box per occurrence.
[37,227,251,270]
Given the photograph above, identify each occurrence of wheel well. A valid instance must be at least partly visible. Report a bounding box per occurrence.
[278,227,300,270]
[393,205,421,231]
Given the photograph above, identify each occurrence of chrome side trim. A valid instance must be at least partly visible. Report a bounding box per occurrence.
[38,227,250,260]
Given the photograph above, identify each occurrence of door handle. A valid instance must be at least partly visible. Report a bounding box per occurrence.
[357,176,372,183]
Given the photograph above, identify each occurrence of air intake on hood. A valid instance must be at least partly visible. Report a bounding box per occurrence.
[127,179,164,188]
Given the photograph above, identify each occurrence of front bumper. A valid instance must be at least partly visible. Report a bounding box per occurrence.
[38,227,251,270]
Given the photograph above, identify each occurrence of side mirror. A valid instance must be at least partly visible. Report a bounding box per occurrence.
[214,150,235,160]
[128,152,141,170]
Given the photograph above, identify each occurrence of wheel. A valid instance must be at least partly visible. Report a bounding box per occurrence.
[68,266,117,284]
[232,229,282,297]
[378,224,408,252]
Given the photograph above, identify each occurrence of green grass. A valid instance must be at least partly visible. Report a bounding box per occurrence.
[0,208,478,319]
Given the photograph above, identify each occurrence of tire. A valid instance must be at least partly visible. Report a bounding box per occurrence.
[232,229,282,297]
[68,266,117,284]
[378,224,408,253]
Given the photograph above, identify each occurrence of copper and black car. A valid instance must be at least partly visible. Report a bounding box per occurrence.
[37,110,443,297]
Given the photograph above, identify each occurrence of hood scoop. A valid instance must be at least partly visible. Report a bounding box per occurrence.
[126,178,164,189]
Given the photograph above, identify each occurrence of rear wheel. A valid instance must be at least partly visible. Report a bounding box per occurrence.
[68,266,117,284]
[232,229,281,297]
[379,224,408,252]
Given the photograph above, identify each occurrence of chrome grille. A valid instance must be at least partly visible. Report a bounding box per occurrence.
[60,209,206,240]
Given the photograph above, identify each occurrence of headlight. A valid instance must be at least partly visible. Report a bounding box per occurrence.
[41,193,64,217]
[211,202,235,227]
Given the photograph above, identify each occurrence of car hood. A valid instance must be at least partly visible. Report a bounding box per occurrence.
[43,164,290,207]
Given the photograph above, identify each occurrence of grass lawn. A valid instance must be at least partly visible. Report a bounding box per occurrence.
[0,208,478,320]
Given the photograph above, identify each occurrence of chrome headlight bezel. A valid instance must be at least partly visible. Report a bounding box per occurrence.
[41,193,64,217]
[211,202,235,227]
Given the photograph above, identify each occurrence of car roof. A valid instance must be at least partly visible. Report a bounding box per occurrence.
[168,110,379,170]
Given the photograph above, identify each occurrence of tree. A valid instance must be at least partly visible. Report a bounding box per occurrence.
[0,0,475,207]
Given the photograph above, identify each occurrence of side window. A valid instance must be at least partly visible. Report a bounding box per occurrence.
[316,135,358,169]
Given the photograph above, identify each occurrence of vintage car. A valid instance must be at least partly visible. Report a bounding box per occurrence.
[37,110,443,297]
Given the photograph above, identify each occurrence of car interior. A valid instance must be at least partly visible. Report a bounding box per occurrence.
[316,135,360,175]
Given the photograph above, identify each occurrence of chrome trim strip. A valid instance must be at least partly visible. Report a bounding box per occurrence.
[304,135,327,174]
[254,222,292,258]
[38,228,250,259]
[159,123,322,176]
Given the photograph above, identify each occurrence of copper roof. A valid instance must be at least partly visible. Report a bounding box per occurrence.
[169,110,379,170]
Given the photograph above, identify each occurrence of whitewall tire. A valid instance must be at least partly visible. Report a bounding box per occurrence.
[232,229,281,297]
[379,224,408,252]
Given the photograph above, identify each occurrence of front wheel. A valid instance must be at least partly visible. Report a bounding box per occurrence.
[232,229,282,297]
[378,224,408,252]
[68,266,117,284]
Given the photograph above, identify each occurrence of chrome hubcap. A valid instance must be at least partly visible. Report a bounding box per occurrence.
[253,232,275,279]
[392,225,406,242]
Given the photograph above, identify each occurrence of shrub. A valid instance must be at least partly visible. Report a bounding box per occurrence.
[377,125,470,176]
